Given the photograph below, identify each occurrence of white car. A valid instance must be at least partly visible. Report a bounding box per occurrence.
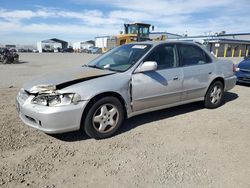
[16,41,236,139]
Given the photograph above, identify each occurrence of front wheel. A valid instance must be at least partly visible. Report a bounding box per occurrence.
[204,81,224,109]
[83,96,124,139]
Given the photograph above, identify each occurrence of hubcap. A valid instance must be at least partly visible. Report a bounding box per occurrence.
[210,85,222,104]
[92,104,119,133]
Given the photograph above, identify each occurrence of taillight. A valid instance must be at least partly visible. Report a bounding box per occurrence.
[233,64,236,72]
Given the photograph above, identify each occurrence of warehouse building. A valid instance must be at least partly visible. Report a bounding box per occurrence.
[37,38,68,53]
[174,33,250,57]
[207,38,250,57]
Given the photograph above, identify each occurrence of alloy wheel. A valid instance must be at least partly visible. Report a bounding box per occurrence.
[92,104,119,133]
[210,85,222,104]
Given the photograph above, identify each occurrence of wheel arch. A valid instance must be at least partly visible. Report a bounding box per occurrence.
[205,77,225,96]
[80,91,128,129]
[204,77,225,108]
[210,77,225,88]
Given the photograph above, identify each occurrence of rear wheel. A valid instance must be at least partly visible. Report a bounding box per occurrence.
[204,81,224,109]
[83,96,124,139]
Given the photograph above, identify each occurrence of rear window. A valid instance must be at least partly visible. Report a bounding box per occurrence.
[179,44,211,66]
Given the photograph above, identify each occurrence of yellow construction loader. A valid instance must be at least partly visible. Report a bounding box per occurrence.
[104,23,166,52]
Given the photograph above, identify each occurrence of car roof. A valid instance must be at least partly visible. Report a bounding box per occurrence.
[129,40,216,61]
[130,40,203,47]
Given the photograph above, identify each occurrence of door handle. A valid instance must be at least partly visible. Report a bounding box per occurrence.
[173,76,179,80]
[208,72,212,75]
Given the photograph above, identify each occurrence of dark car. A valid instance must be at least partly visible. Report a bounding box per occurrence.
[89,47,102,54]
[62,47,74,53]
[84,46,99,53]
[236,55,250,84]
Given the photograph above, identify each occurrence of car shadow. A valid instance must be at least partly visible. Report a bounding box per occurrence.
[118,91,238,136]
[221,91,239,104]
[52,91,238,142]
[1,61,29,64]
[14,60,29,64]
[51,130,90,142]
[237,82,250,87]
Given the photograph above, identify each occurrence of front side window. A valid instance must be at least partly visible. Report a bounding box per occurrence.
[144,45,177,69]
[179,44,209,66]
[88,44,151,72]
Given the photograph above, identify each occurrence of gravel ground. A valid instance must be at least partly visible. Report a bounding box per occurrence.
[0,53,249,188]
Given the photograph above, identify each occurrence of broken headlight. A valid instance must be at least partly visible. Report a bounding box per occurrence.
[31,93,81,106]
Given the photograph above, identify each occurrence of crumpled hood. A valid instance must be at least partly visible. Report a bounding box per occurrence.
[23,66,114,93]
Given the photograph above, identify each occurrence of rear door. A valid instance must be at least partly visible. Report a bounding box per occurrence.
[177,44,216,101]
[131,44,184,112]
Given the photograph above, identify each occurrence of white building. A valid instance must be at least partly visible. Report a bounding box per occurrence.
[73,41,94,51]
[95,36,112,48]
[37,38,68,53]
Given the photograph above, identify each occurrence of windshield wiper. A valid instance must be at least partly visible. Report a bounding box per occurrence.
[83,64,121,72]
[106,67,122,72]
[83,64,104,70]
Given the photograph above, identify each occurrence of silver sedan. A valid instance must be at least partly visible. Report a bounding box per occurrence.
[16,41,236,139]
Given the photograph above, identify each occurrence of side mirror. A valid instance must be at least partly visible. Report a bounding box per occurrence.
[135,61,157,73]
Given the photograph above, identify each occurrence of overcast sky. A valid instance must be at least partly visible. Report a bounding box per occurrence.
[0,0,250,45]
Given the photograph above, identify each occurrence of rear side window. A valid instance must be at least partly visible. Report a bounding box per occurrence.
[144,45,177,69]
[179,44,210,66]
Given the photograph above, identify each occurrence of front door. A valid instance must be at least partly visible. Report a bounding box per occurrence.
[132,44,184,112]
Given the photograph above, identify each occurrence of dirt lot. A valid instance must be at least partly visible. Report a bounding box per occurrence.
[0,53,249,188]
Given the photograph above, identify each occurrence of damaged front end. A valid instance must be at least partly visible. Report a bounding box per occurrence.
[29,84,57,94]
[16,85,86,134]
[26,85,81,107]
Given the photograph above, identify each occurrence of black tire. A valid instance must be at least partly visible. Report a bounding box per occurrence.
[3,58,8,64]
[83,96,124,139]
[204,81,224,109]
[10,57,14,63]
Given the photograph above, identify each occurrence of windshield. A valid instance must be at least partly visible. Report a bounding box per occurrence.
[139,26,149,37]
[88,44,151,72]
[128,25,138,34]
